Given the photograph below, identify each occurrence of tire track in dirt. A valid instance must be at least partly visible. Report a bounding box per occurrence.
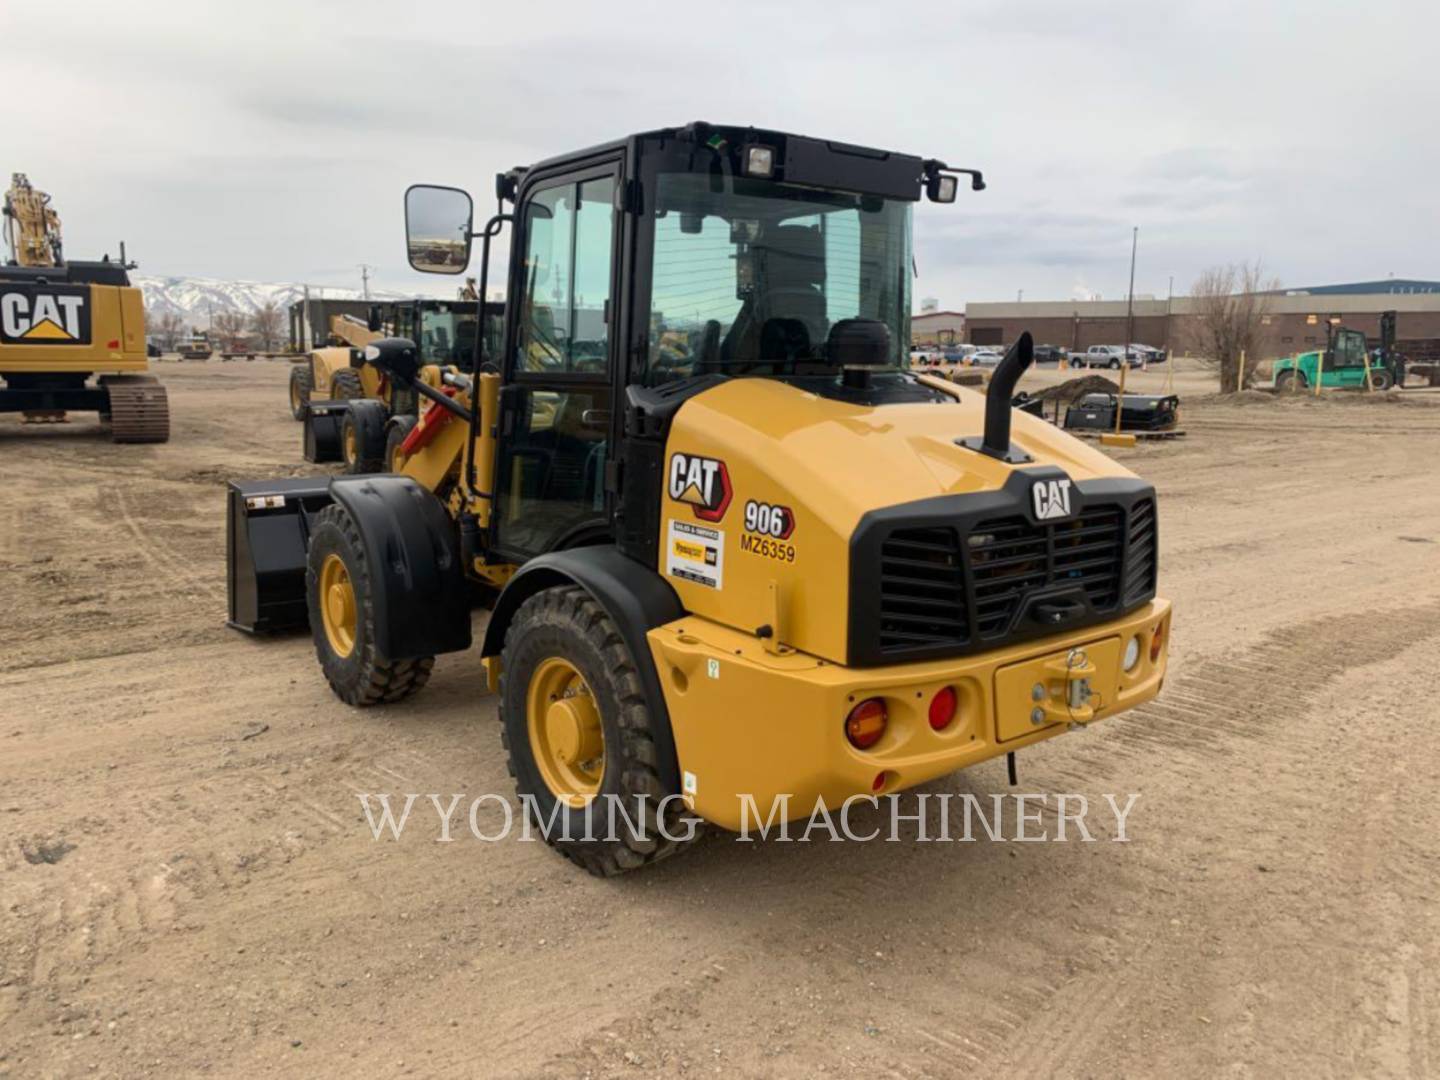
[978,600,1440,1078]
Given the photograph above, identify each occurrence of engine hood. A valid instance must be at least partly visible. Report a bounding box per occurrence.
[656,376,1146,665]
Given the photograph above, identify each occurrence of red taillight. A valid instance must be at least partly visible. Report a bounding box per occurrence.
[106,339,121,350]
[928,686,958,731]
[1150,620,1167,663]
[845,698,887,750]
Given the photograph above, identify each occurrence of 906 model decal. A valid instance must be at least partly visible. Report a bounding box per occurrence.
[740,499,796,563]
[742,500,794,540]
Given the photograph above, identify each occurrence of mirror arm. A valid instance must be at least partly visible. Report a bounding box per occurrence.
[463,209,513,501]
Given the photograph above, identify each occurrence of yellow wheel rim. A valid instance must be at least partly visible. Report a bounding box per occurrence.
[290,381,301,410]
[390,441,406,473]
[343,425,357,466]
[526,658,604,807]
[318,553,358,658]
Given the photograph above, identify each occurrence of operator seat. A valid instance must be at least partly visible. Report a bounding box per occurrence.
[755,224,827,348]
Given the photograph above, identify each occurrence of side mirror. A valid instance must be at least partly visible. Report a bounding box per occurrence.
[405,185,473,274]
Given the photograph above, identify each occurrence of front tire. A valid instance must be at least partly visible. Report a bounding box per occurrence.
[499,586,699,876]
[1276,369,1305,392]
[385,415,418,472]
[341,400,388,474]
[305,504,434,706]
[331,368,363,401]
[1370,369,1394,391]
[289,364,313,420]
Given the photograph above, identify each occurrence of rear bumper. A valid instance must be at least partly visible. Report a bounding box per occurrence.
[648,599,1170,830]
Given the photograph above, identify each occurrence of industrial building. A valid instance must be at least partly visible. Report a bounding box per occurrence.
[962,281,1440,359]
[910,308,966,346]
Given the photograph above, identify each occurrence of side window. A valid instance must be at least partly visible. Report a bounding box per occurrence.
[514,176,614,375]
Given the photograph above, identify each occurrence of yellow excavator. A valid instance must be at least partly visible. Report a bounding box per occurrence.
[1,173,168,441]
[228,123,1169,875]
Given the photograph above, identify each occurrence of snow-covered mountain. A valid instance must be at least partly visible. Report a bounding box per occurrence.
[134,275,410,327]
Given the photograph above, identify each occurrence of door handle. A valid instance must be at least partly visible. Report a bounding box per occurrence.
[580,409,611,429]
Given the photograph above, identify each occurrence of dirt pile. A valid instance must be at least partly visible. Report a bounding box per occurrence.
[1032,373,1121,403]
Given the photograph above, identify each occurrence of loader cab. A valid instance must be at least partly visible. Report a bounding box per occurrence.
[404,123,981,564]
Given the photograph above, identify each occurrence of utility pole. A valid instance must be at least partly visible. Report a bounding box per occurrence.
[358,264,374,301]
[1124,227,1138,352]
[1017,288,1024,303]
[1117,227,1138,436]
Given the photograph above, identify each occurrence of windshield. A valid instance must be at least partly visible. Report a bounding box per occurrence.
[418,307,502,367]
[644,172,912,385]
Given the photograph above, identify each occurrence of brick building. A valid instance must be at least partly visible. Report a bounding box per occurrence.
[963,283,1440,360]
[910,309,966,346]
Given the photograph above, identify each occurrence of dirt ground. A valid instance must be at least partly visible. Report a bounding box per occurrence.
[2,359,1439,1079]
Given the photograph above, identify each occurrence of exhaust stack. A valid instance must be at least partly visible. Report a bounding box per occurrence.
[956,331,1034,464]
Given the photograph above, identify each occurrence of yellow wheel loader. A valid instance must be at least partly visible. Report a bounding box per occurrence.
[292,299,502,476]
[1,174,168,441]
[227,123,1170,875]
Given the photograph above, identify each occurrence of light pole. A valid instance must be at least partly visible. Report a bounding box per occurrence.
[1117,227,1138,436]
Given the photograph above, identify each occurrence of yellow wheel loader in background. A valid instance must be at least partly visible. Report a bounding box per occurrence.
[1,173,168,441]
[227,123,1170,875]
[292,299,501,475]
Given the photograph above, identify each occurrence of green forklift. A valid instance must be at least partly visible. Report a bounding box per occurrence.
[1273,310,1404,392]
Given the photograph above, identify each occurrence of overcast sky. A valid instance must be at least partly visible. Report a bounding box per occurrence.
[7,0,1437,307]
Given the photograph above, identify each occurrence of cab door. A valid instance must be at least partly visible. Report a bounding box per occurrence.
[1323,328,1368,387]
[492,164,620,560]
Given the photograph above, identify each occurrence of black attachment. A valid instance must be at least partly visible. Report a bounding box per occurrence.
[1007,752,1018,786]
[226,478,335,633]
[957,332,1034,465]
[303,401,347,463]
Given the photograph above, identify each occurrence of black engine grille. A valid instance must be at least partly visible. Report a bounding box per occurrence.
[1123,497,1157,605]
[873,499,1154,659]
[878,528,968,651]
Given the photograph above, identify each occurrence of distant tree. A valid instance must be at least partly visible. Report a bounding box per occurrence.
[249,302,283,352]
[1186,262,1280,393]
[146,308,186,351]
[213,310,249,352]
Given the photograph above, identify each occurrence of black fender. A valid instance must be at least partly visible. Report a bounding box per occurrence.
[482,545,685,793]
[329,475,471,660]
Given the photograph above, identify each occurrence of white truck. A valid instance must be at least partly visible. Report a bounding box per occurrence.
[1071,344,1140,369]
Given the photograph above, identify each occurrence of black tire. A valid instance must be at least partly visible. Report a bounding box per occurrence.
[305,503,434,706]
[341,400,388,474]
[289,364,313,420]
[1276,369,1305,392]
[1108,358,1121,369]
[499,585,699,876]
[385,415,418,472]
[1370,369,1394,391]
[331,368,363,401]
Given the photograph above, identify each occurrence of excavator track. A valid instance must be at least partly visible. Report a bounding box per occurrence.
[102,375,170,444]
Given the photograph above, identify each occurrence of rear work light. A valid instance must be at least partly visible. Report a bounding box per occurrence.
[1150,620,1167,663]
[928,686,958,730]
[845,698,888,750]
